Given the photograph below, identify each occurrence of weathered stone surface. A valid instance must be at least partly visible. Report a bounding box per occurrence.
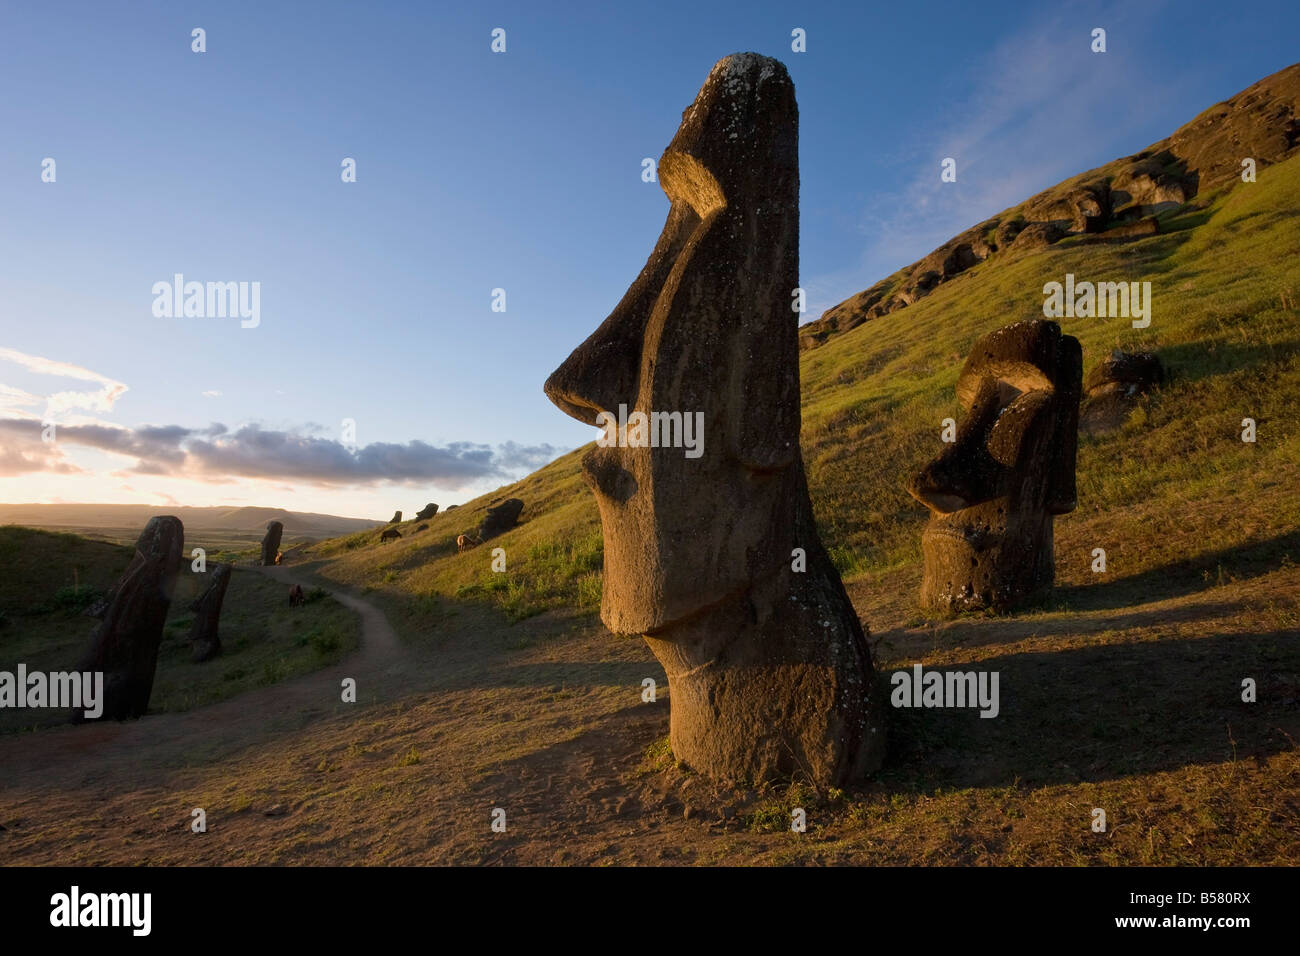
[387,510,402,524]
[75,516,184,720]
[478,498,523,541]
[1101,215,1160,240]
[1009,221,1066,251]
[1081,348,1164,434]
[260,521,283,567]
[1084,349,1164,396]
[545,53,885,788]
[415,503,439,520]
[908,320,1082,613]
[188,563,232,663]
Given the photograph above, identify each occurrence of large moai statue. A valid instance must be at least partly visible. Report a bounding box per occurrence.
[908,319,1082,613]
[260,520,283,566]
[415,502,439,520]
[75,515,184,720]
[188,562,233,663]
[545,53,886,788]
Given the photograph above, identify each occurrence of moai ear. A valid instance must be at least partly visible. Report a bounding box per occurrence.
[1046,333,1083,514]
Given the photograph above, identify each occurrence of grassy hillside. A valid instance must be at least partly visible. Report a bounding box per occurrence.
[8,144,1293,869]
[0,526,361,733]
[301,153,1300,631]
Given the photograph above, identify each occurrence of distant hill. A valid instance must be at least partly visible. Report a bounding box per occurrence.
[798,61,1300,350]
[0,503,381,539]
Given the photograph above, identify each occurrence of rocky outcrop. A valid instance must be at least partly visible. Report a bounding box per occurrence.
[75,516,184,720]
[799,62,1300,351]
[545,53,886,788]
[908,321,1082,613]
[1009,222,1066,251]
[1081,349,1164,434]
[188,562,232,663]
[478,498,524,541]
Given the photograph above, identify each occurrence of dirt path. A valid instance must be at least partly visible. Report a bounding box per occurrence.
[0,567,405,788]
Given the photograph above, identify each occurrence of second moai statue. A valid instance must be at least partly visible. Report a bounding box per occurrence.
[908,319,1082,612]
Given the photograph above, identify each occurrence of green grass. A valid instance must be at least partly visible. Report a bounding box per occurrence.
[307,152,1300,626]
[0,526,361,732]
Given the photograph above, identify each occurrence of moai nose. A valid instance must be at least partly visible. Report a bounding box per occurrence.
[908,376,1008,513]
[544,201,700,427]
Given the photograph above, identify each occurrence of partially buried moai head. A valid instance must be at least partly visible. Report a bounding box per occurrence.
[908,319,1082,613]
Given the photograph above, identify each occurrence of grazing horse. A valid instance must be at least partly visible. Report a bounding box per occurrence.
[380,528,402,543]
[288,584,305,607]
[456,533,482,553]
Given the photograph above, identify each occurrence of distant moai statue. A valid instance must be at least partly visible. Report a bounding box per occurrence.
[388,510,402,524]
[908,319,1082,612]
[478,498,524,541]
[75,516,184,719]
[260,521,284,566]
[188,562,233,662]
[544,53,886,788]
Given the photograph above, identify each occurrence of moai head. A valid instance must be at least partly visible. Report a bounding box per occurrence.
[908,319,1082,612]
[545,53,885,786]
[545,52,801,635]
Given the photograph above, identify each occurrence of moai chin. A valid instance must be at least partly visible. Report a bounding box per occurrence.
[908,319,1082,613]
[544,53,886,787]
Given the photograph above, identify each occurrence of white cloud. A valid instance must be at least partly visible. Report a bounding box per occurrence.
[0,347,128,421]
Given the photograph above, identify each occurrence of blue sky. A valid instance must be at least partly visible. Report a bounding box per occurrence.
[1,0,1295,517]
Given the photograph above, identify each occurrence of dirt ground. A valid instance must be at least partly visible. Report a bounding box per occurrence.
[2,561,1297,865]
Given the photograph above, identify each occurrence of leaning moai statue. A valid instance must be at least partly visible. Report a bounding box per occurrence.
[545,53,885,788]
[415,502,439,520]
[388,510,402,524]
[188,562,233,662]
[260,520,283,566]
[75,515,184,720]
[908,319,1082,612]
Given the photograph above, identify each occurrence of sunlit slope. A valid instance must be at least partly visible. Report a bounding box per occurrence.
[310,154,1300,620]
